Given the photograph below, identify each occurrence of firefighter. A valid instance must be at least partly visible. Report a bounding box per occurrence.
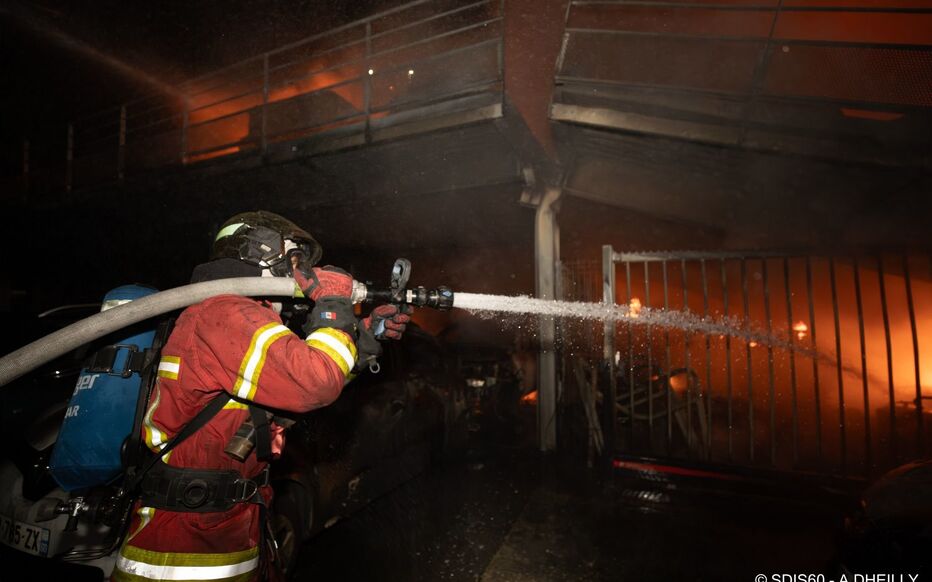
[112,211,410,582]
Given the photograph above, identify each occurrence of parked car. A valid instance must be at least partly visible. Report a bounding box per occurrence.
[835,460,932,576]
[0,304,460,580]
[0,303,120,580]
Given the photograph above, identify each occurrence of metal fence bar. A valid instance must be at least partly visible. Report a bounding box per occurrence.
[741,0,782,146]
[701,259,713,459]
[570,0,932,13]
[125,100,179,122]
[663,260,673,451]
[721,259,733,461]
[249,0,435,65]
[498,0,505,90]
[852,257,872,475]
[606,250,923,477]
[876,256,897,465]
[903,255,924,454]
[622,250,799,262]
[369,0,495,40]
[625,261,635,443]
[762,258,777,466]
[125,115,183,136]
[805,256,823,463]
[370,16,502,61]
[184,61,266,102]
[365,22,373,140]
[560,27,932,52]
[741,259,754,462]
[187,86,263,116]
[602,245,617,452]
[262,15,502,89]
[555,75,932,117]
[24,0,505,189]
[185,106,258,131]
[645,261,654,445]
[267,40,366,75]
[783,257,799,467]
[682,259,693,455]
[829,258,847,475]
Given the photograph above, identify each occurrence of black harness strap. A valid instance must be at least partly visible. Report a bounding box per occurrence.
[125,319,175,471]
[127,392,229,493]
[140,464,270,513]
[250,405,273,462]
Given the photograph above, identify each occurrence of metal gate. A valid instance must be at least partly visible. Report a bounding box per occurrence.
[561,248,931,478]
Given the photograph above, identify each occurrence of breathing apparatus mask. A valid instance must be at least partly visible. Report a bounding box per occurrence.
[193,211,323,317]
[237,225,318,279]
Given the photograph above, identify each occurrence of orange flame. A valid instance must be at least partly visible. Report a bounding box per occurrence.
[628,297,642,318]
[520,390,538,404]
[793,320,809,341]
[668,371,690,393]
[182,54,365,164]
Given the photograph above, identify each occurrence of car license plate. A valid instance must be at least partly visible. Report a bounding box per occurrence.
[0,514,50,557]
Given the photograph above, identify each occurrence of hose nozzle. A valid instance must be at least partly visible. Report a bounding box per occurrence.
[405,286,454,310]
[350,259,454,311]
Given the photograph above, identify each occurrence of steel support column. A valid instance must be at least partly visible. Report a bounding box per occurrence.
[535,186,561,452]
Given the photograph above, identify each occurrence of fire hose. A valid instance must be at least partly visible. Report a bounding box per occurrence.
[0,259,453,388]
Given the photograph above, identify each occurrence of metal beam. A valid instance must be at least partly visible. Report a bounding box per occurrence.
[535,186,561,452]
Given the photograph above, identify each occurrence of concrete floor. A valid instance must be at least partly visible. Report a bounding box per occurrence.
[293,438,848,581]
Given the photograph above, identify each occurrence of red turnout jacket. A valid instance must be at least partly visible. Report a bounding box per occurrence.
[112,294,357,582]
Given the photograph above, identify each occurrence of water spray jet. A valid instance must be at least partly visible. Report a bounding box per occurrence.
[2,3,181,99]
[450,292,853,367]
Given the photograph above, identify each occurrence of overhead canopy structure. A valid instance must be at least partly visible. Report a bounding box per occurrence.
[551,0,932,164]
[549,0,932,247]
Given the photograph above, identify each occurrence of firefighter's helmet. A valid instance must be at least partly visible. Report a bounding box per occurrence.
[212,211,322,277]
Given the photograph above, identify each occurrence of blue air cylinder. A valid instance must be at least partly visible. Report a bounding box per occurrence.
[49,285,158,491]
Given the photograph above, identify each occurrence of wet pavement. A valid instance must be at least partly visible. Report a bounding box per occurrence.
[292,433,849,581]
[293,441,540,581]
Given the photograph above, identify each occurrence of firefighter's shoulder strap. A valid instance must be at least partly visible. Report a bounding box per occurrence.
[126,391,230,492]
[124,318,175,472]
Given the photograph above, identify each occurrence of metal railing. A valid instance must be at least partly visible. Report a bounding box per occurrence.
[564,247,932,478]
[14,0,504,194]
[556,0,932,108]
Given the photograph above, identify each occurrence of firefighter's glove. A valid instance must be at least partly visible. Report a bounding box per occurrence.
[295,266,354,301]
[307,297,357,336]
[362,304,411,340]
[354,324,383,373]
